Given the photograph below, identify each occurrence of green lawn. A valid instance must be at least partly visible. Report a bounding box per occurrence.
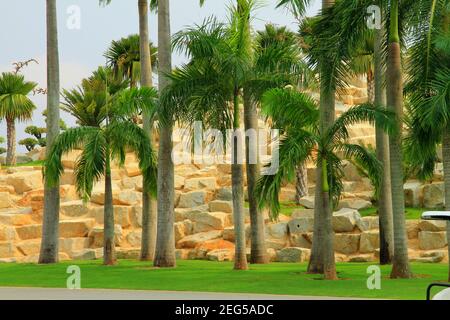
[359,207,426,220]
[3,160,44,168]
[0,260,447,300]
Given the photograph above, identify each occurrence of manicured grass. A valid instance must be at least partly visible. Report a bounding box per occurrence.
[0,260,447,299]
[359,207,427,220]
[3,160,44,168]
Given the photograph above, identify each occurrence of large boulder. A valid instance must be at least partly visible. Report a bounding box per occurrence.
[419,231,448,250]
[0,225,17,241]
[178,191,206,208]
[338,199,372,210]
[15,224,42,240]
[116,190,141,206]
[288,216,314,234]
[406,220,420,239]
[289,233,312,249]
[299,196,315,209]
[186,211,230,233]
[208,200,232,213]
[332,208,363,232]
[216,187,232,201]
[361,216,379,230]
[6,171,43,194]
[184,177,216,191]
[90,182,121,205]
[334,233,360,254]
[0,208,33,226]
[126,231,142,247]
[121,176,143,190]
[71,248,103,260]
[61,150,82,169]
[267,222,288,239]
[423,183,444,208]
[60,200,89,218]
[0,192,13,209]
[177,230,223,248]
[60,219,95,238]
[59,238,90,257]
[418,220,447,232]
[0,242,15,258]
[174,219,193,242]
[130,206,142,228]
[276,247,311,263]
[174,175,185,190]
[222,224,251,243]
[359,230,380,253]
[88,225,123,247]
[342,160,363,181]
[404,181,423,207]
[207,249,234,262]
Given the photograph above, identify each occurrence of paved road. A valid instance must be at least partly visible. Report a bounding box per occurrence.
[0,287,362,300]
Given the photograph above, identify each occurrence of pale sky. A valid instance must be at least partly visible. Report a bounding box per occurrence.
[0,0,320,152]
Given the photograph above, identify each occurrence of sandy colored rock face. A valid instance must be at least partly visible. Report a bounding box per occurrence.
[334,234,360,254]
[332,208,362,232]
[359,230,380,253]
[0,225,17,241]
[0,192,13,209]
[6,171,43,194]
[276,247,311,263]
[177,230,223,248]
[418,220,447,232]
[419,231,448,250]
[208,200,232,213]
[60,200,89,218]
[88,225,123,247]
[288,217,314,234]
[60,219,95,238]
[423,183,444,208]
[178,191,206,208]
[184,177,216,192]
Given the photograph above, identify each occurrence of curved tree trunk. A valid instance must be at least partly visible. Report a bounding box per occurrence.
[5,118,16,166]
[387,0,412,279]
[308,0,336,275]
[295,163,308,204]
[441,126,450,281]
[374,25,394,265]
[138,0,157,262]
[232,92,248,270]
[243,91,268,264]
[39,0,60,264]
[154,0,176,268]
[103,150,116,265]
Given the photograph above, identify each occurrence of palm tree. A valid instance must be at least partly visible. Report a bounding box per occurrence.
[0,72,37,166]
[62,67,128,127]
[404,0,449,280]
[46,88,157,265]
[257,88,394,279]
[386,0,411,279]
[153,0,177,268]
[39,0,61,264]
[104,34,158,88]
[243,24,303,263]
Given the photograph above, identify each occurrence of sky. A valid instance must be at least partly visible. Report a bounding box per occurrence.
[0,0,320,153]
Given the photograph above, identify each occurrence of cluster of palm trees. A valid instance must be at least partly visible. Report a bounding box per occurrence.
[26,0,449,282]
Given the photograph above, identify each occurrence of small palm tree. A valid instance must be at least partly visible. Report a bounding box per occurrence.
[257,88,394,279]
[105,34,158,88]
[0,72,37,166]
[45,87,158,265]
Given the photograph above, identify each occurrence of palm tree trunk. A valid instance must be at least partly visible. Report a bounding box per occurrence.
[5,117,16,166]
[387,0,412,279]
[103,150,116,265]
[374,25,394,265]
[138,0,157,262]
[243,90,268,264]
[308,0,336,275]
[39,0,60,264]
[367,69,374,104]
[154,0,176,268]
[441,126,450,281]
[232,91,248,270]
[321,160,337,280]
[295,162,308,204]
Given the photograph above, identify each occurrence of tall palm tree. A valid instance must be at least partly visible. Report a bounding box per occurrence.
[39,0,61,264]
[257,88,394,279]
[386,0,411,279]
[0,73,37,166]
[154,0,177,268]
[46,88,157,265]
[104,34,158,88]
[404,0,449,280]
[138,0,157,262]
